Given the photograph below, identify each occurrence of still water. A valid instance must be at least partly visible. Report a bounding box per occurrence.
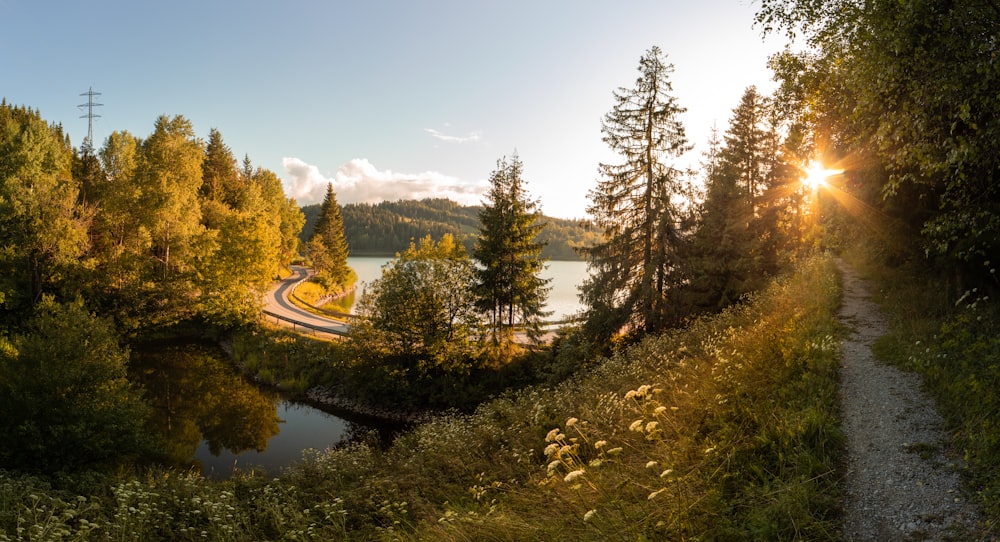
[131,343,356,479]
[337,256,588,320]
[136,258,589,478]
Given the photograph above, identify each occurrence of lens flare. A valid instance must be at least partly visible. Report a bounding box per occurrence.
[803,162,842,190]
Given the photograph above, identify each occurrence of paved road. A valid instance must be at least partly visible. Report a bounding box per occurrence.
[262,265,349,336]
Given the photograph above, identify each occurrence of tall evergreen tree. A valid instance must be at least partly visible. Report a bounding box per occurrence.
[473,154,551,345]
[308,182,350,285]
[581,46,692,342]
[200,128,239,204]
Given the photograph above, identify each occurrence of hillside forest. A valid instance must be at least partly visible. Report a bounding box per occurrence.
[301,197,599,260]
[2,0,1000,538]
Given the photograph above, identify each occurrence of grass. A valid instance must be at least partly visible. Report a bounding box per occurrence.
[0,255,845,540]
[845,244,1000,533]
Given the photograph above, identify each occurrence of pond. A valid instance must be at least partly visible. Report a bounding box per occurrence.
[130,343,375,479]
[132,259,591,479]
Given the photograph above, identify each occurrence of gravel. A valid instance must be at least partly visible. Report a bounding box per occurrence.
[837,260,986,540]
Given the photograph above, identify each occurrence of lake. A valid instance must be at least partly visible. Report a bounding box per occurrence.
[338,256,589,320]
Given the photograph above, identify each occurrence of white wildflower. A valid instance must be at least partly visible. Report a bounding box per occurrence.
[564,469,585,483]
[583,509,597,522]
[629,419,644,432]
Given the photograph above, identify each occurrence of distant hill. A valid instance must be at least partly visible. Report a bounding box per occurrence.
[300,198,597,261]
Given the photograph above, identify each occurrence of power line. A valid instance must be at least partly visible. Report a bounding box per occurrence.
[78,87,103,149]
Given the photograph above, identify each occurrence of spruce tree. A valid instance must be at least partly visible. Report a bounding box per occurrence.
[473,154,551,345]
[309,182,350,285]
[581,46,692,342]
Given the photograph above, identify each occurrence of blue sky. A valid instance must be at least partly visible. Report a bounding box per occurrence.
[2,0,786,218]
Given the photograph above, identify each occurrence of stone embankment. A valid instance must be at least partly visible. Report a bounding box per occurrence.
[305,386,435,425]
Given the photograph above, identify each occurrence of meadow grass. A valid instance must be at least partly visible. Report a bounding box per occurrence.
[0,255,845,540]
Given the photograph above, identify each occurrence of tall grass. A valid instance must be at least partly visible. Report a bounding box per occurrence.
[0,256,844,540]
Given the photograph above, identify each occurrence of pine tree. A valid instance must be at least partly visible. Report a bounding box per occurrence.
[200,128,239,204]
[309,182,350,284]
[473,154,551,345]
[581,46,692,342]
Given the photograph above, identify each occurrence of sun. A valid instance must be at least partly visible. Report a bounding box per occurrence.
[802,162,842,190]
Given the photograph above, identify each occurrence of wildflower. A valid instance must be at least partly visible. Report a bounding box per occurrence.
[645,421,658,432]
[648,488,667,500]
[594,440,607,449]
[636,384,651,397]
[544,443,560,457]
[625,390,637,400]
[547,460,561,474]
[589,458,603,468]
[704,446,716,454]
[566,417,578,427]
[645,461,658,469]
[564,469,585,483]
[660,468,674,478]
[629,419,644,432]
[583,509,597,522]
[653,406,667,415]
[606,447,623,456]
[545,428,560,442]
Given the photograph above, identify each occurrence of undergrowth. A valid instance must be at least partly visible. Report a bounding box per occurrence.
[0,256,844,540]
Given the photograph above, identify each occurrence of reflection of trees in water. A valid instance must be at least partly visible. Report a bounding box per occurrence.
[130,344,281,466]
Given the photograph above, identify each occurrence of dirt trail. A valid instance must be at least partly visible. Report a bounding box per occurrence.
[837,260,984,540]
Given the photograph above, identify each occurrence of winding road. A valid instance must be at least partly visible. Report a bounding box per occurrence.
[262,265,350,336]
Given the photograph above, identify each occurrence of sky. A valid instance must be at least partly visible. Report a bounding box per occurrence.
[2,0,788,219]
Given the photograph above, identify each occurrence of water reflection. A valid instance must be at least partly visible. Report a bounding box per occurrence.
[131,344,283,470]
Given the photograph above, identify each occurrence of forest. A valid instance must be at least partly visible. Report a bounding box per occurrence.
[2,0,1000,538]
[302,197,598,260]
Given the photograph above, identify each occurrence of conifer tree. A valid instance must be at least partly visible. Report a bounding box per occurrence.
[308,182,350,285]
[473,154,551,345]
[581,46,692,342]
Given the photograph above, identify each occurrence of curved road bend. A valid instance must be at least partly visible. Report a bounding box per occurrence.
[263,265,350,336]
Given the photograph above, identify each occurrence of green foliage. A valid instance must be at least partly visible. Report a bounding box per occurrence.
[308,183,350,285]
[351,234,481,377]
[0,298,152,473]
[758,0,1000,284]
[474,154,551,347]
[0,102,89,313]
[581,45,696,342]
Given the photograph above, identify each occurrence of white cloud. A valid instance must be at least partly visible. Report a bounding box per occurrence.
[424,128,483,144]
[281,157,488,207]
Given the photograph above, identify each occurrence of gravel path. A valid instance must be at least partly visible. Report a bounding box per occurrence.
[837,260,985,540]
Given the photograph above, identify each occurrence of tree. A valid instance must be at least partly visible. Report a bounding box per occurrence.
[581,46,693,342]
[0,102,91,312]
[200,128,240,204]
[0,297,152,472]
[137,115,206,280]
[757,0,1000,286]
[473,154,551,346]
[308,183,351,285]
[351,234,479,373]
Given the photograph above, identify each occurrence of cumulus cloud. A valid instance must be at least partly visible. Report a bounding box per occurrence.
[281,157,488,207]
[424,128,483,144]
